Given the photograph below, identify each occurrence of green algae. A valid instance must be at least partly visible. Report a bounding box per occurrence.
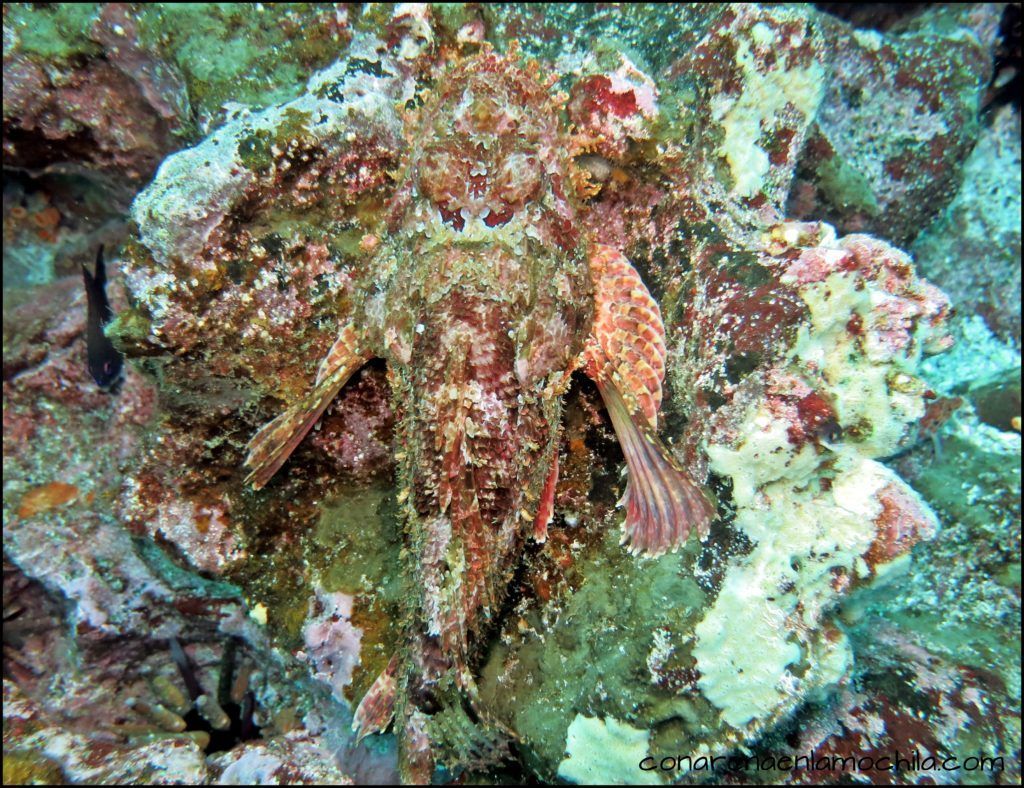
[2,749,66,786]
[4,3,102,62]
[478,524,710,779]
[276,108,314,146]
[138,4,348,123]
[312,484,403,599]
[238,108,316,174]
[6,3,326,126]
[811,154,881,217]
[714,249,772,287]
[237,129,276,174]
[309,484,405,700]
[107,308,155,355]
[494,3,724,72]
[227,480,404,701]
[4,3,355,131]
[227,533,309,647]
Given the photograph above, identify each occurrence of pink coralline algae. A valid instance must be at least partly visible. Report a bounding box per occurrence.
[2,274,363,783]
[568,50,661,163]
[2,3,190,185]
[790,4,1002,244]
[299,585,364,707]
[5,3,1017,785]
[660,218,952,740]
[783,624,1018,785]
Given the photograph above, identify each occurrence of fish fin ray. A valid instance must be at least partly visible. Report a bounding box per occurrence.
[582,244,666,428]
[599,378,714,555]
[352,654,399,742]
[244,327,368,489]
[315,324,364,385]
[582,245,713,553]
[533,454,558,543]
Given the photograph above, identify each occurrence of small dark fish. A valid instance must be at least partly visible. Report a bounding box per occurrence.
[82,245,124,390]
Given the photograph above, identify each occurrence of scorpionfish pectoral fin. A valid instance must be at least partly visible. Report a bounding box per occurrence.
[352,654,399,742]
[583,245,714,555]
[244,325,369,490]
[598,379,714,554]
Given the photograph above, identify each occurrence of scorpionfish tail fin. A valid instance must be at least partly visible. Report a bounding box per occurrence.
[352,654,400,742]
[244,325,368,490]
[582,245,714,555]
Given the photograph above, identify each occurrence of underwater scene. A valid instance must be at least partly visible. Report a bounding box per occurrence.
[2,3,1021,785]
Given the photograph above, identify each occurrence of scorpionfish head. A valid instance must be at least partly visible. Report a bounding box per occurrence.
[413,48,572,233]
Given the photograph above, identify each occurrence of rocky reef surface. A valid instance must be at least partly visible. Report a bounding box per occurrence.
[3,3,1020,785]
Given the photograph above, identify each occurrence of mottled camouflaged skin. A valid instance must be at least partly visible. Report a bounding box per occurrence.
[377,62,591,665]
[370,53,592,779]
[244,47,712,782]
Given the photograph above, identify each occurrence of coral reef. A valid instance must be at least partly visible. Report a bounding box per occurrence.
[790,4,1001,245]
[477,220,954,776]
[912,104,1022,343]
[3,3,190,186]
[755,624,1018,785]
[1,271,388,784]
[2,2,361,290]
[3,3,1020,785]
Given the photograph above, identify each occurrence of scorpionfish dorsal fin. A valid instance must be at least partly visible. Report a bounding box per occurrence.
[583,245,714,555]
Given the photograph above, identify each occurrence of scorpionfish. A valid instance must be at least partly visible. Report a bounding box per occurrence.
[244,47,714,782]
